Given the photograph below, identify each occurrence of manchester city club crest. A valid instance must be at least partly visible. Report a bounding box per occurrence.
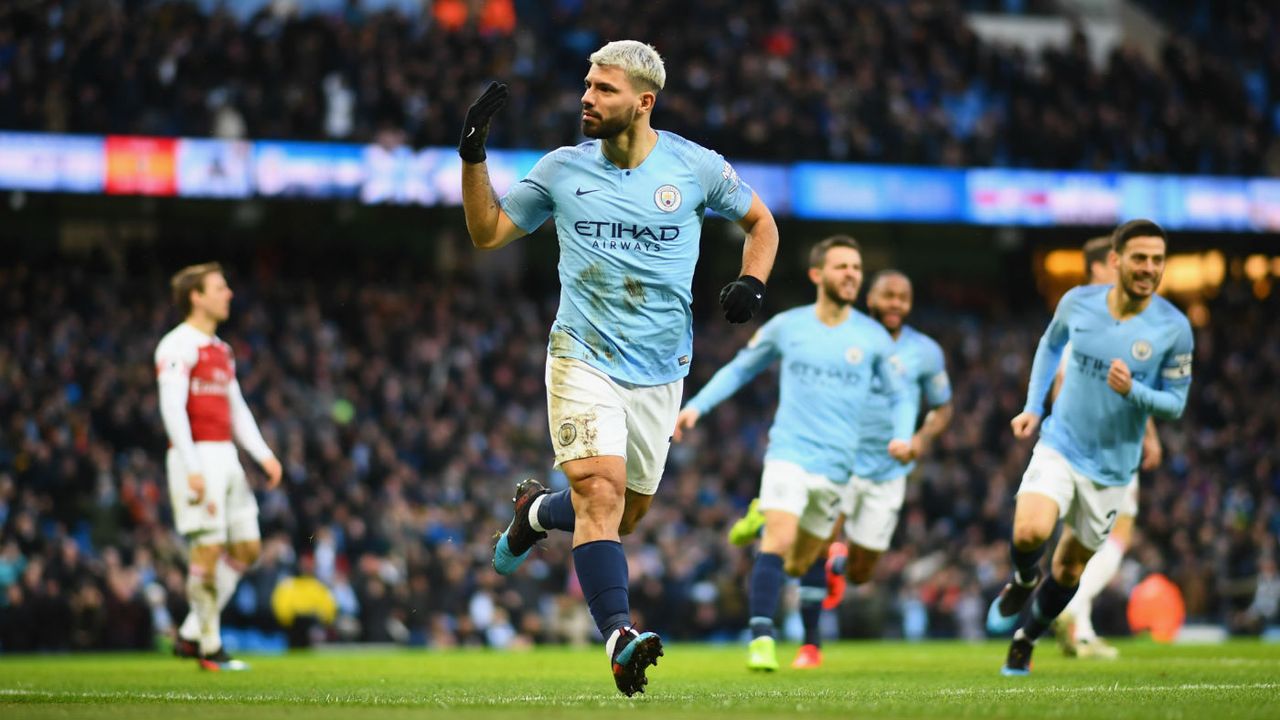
[558,422,577,446]
[1131,339,1153,361]
[654,184,682,212]
[845,346,864,365]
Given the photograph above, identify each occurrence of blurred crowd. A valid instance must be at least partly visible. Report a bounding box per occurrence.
[1,0,1279,173]
[1,243,1277,653]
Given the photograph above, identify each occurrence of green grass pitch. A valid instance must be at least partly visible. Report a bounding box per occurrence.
[2,640,1277,719]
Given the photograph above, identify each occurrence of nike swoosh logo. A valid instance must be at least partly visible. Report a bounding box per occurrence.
[466,127,476,137]
[575,188,601,196]
[1072,327,1089,332]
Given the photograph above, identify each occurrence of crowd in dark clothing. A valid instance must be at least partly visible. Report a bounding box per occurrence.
[1,0,1278,174]
[1,241,1276,651]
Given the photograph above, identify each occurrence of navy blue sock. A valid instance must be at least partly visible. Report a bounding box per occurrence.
[748,552,786,639]
[573,540,631,639]
[799,556,827,647]
[535,489,575,532]
[1011,543,1046,585]
[1021,575,1079,640]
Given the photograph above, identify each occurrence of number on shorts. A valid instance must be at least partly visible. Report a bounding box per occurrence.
[1102,509,1118,536]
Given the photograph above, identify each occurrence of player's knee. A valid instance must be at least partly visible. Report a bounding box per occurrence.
[574,476,625,509]
[1011,525,1049,550]
[230,543,261,567]
[783,558,809,577]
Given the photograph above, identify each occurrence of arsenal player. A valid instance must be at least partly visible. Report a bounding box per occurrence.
[155,262,282,671]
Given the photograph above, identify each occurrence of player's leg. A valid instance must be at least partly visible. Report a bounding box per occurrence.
[563,452,662,695]
[186,540,225,663]
[988,444,1069,635]
[618,489,653,536]
[795,522,841,668]
[222,452,261,613]
[746,461,808,671]
[494,357,620,575]
[1060,478,1136,657]
[192,447,251,671]
[570,362,677,696]
[786,520,837,670]
[831,475,905,585]
[166,449,204,658]
[1003,471,1126,676]
[167,446,233,662]
[1002,525,1094,676]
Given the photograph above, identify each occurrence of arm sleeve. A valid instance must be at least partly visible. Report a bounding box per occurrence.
[1126,318,1194,420]
[695,148,754,221]
[156,342,202,474]
[1023,290,1075,415]
[875,346,916,442]
[499,150,561,234]
[921,339,953,408]
[685,319,781,415]
[229,378,274,463]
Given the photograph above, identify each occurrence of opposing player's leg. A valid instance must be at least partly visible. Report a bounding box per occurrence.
[988,444,1069,636]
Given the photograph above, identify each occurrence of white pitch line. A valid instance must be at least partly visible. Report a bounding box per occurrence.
[0,683,1275,705]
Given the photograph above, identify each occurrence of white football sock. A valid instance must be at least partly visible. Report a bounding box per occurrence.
[528,494,547,533]
[1067,538,1124,641]
[187,567,221,656]
[215,556,245,611]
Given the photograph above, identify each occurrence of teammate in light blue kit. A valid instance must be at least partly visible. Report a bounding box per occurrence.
[672,236,916,672]
[988,220,1194,676]
[790,270,953,669]
[459,41,779,695]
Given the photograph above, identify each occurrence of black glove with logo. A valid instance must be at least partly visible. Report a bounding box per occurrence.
[719,275,766,324]
[458,81,509,164]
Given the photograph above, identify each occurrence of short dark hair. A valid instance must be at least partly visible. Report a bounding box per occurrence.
[869,268,910,291]
[1082,236,1112,280]
[809,235,861,269]
[1111,219,1167,255]
[170,262,223,318]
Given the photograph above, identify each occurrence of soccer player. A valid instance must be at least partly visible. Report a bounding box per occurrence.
[987,220,1193,676]
[1051,237,1163,659]
[459,41,779,695]
[789,270,953,669]
[672,236,915,672]
[156,263,283,671]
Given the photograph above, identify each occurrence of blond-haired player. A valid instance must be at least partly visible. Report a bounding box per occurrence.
[156,263,282,671]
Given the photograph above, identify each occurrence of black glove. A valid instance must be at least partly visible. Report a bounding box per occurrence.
[458,81,509,164]
[719,275,766,324]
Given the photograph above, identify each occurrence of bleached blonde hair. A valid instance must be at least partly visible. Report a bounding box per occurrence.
[588,40,666,93]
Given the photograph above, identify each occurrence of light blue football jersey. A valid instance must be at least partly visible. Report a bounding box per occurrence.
[1025,284,1194,486]
[501,132,754,386]
[853,324,952,483]
[685,305,917,483]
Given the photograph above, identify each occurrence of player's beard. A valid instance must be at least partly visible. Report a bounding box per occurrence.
[1120,264,1161,300]
[821,276,858,308]
[582,107,635,139]
[869,304,902,332]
